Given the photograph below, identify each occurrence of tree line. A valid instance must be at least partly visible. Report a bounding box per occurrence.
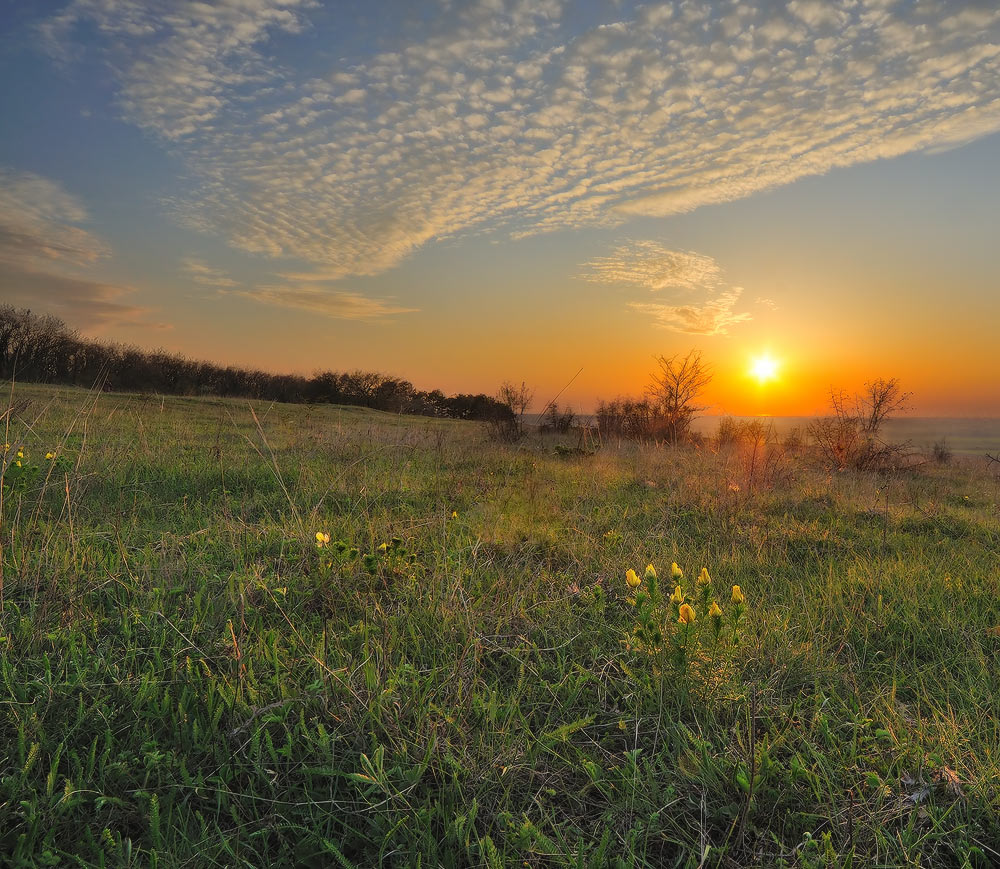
[595,350,713,443]
[0,306,512,422]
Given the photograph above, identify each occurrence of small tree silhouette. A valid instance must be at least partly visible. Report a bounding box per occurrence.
[647,350,713,444]
[809,377,912,470]
[490,380,533,442]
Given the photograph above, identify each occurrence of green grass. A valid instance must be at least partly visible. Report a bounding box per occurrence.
[0,383,998,867]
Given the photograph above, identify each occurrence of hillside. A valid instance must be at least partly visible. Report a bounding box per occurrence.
[1,383,998,866]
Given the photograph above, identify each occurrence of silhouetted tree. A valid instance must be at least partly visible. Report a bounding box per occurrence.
[808,377,912,470]
[647,350,712,444]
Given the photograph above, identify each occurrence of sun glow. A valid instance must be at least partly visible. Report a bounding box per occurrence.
[750,353,780,384]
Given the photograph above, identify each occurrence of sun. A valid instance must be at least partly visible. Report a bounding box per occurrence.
[750,353,780,384]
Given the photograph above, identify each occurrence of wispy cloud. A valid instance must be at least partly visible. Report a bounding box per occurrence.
[44,0,1000,277]
[238,285,418,320]
[181,257,238,287]
[581,242,723,291]
[0,167,158,330]
[630,289,751,336]
[0,168,109,270]
[583,241,751,335]
[0,265,156,330]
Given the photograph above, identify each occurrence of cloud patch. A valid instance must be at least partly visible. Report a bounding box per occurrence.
[238,285,418,320]
[583,240,752,335]
[0,167,162,330]
[181,257,238,287]
[630,289,751,336]
[0,264,155,331]
[581,242,723,291]
[0,168,109,270]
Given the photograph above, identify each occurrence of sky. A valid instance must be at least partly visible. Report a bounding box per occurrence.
[1,0,998,416]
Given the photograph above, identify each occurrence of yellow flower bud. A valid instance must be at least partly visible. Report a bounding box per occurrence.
[315,531,330,548]
[708,601,722,619]
[731,585,745,605]
[671,562,683,579]
[697,567,711,587]
[625,568,641,589]
[644,563,656,581]
[670,585,684,605]
[678,603,696,625]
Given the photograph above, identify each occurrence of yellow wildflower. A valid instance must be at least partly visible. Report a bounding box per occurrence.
[697,567,711,587]
[315,531,331,548]
[644,563,656,581]
[625,568,641,589]
[378,542,389,552]
[731,585,745,605]
[678,603,696,625]
[451,510,458,519]
[46,452,55,460]
[671,562,683,579]
[708,601,723,619]
[670,585,684,605]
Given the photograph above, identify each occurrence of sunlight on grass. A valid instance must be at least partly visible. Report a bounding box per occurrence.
[0,383,997,866]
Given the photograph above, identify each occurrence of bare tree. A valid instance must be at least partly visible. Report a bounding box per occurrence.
[491,380,533,441]
[809,377,912,471]
[647,350,713,444]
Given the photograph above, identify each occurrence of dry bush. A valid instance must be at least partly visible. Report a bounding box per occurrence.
[931,440,952,465]
[715,418,793,494]
[595,397,659,441]
[808,378,912,471]
[489,380,533,442]
[597,349,712,445]
[538,402,576,435]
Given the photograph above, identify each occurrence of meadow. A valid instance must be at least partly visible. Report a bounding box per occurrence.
[1,383,998,867]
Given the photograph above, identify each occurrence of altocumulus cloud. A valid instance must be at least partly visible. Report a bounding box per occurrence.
[44,0,1000,280]
[581,242,724,292]
[582,241,750,336]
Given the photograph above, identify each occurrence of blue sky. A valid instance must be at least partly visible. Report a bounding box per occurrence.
[1,0,999,414]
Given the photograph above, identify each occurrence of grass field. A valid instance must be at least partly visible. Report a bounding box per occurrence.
[1,383,998,867]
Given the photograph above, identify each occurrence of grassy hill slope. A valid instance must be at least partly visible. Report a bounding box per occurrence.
[1,383,998,866]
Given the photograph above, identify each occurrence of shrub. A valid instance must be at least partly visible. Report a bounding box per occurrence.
[597,349,712,445]
[808,377,912,471]
[931,439,952,465]
[539,402,576,435]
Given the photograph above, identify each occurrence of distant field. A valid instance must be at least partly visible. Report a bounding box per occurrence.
[1,383,999,867]
[530,413,1000,457]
